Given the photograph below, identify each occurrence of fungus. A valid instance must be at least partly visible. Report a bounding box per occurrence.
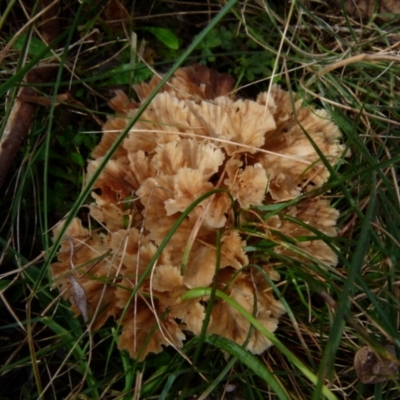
[51,65,345,359]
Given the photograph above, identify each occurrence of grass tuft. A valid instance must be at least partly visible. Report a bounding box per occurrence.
[1,0,399,399]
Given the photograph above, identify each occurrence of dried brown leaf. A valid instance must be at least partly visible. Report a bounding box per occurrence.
[354,345,399,384]
[104,0,130,33]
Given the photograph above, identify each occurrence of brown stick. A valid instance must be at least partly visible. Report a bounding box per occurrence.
[0,0,60,190]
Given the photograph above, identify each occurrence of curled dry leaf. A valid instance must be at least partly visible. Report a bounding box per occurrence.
[354,345,399,384]
[69,274,89,323]
[66,235,89,323]
[51,65,346,359]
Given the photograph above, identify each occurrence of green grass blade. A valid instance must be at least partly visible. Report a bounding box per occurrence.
[313,173,377,399]
[206,335,290,400]
[182,288,339,400]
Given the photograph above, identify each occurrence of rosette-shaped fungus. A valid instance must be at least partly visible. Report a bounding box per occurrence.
[51,65,345,360]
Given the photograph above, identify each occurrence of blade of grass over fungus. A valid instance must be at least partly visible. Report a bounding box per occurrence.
[182,289,339,400]
[45,0,239,272]
[288,87,392,276]
[312,173,377,399]
[206,335,290,400]
[115,189,235,351]
[192,230,222,366]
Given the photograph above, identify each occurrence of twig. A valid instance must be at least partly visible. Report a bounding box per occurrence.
[0,0,60,190]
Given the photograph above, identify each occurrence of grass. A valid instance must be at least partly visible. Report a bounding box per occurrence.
[1,0,400,399]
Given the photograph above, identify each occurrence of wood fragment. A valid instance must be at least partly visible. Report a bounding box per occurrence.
[17,92,104,127]
[0,67,56,189]
[0,0,60,190]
